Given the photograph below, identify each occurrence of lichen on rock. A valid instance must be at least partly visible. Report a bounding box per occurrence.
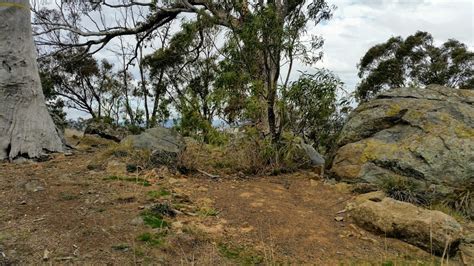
[331,85,474,216]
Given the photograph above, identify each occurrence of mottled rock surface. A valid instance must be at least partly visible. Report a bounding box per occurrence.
[331,85,473,213]
[349,192,463,255]
[121,127,185,167]
[84,119,130,142]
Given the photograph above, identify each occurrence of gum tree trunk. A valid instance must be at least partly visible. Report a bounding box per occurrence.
[0,0,64,160]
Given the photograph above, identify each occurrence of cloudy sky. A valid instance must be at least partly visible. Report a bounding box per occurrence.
[308,0,474,91]
[62,0,474,119]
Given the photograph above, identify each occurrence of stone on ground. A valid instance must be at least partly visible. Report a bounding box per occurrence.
[121,127,185,167]
[349,192,463,255]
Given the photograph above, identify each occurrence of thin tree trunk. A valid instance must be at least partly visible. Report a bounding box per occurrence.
[138,46,150,127]
[0,0,64,160]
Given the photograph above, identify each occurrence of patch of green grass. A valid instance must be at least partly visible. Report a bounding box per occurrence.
[103,175,151,187]
[147,188,171,199]
[137,232,167,246]
[217,243,263,265]
[140,207,170,229]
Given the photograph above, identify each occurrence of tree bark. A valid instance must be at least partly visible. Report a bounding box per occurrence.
[0,0,64,160]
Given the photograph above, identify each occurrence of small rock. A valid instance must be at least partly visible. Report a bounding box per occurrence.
[43,249,50,261]
[13,157,32,164]
[334,216,344,222]
[24,179,45,192]
[130,216,144,226]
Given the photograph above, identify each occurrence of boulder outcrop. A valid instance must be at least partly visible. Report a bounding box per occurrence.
[331,85,473,214]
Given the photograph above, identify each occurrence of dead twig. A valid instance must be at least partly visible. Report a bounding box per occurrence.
[197,169,220,179]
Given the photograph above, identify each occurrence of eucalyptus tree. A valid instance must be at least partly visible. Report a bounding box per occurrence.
[39,50,123,121]
[357,31,474,102]
[33,0,334,143]
[0,0,64,160]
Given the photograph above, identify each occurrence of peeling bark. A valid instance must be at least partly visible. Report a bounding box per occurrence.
[0,0,64,160]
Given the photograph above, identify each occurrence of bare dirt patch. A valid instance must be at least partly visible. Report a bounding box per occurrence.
[0,147,444,264]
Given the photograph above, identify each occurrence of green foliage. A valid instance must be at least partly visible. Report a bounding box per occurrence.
[357,31,474,101]
[147,188,171,199]
[380,177,430,206]
[137,232,167,246]
[141,212,169,229]
[283,69,351,153]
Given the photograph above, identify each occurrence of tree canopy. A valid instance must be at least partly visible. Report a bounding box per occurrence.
[356,31,474,102]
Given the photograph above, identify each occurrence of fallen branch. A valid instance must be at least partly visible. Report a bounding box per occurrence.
[197,169,220,179]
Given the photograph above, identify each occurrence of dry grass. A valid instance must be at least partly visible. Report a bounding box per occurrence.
[179,132,309,177]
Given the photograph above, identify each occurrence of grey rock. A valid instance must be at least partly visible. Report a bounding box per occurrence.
[121,127,185,167]
[84,119,130,142]
[330,85,474,216]
[300,140,325,166]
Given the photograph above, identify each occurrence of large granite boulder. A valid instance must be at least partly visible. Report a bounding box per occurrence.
[121,127,185,167]
[330,85,473,208]
[349,192,463,255]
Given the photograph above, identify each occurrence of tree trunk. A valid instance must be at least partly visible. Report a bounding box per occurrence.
[0,0,64,160]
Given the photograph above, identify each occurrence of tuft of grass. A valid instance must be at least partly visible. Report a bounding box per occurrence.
[441,180,473,219]
[198,207,219,217]
[137,232,167,246]
[217,242,263,265]
[103,175,151,187]
[380,176,430,206]
[147,188,171,199]
[431,203,468,222]
[95,141,153,170]
[140,205,174,229]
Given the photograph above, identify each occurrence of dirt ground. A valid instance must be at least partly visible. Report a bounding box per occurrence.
[0,140,453,265]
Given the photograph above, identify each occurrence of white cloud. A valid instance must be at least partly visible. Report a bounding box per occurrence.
[308,0,474,93]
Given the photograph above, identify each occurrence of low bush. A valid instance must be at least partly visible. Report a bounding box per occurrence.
[179,128,310,176]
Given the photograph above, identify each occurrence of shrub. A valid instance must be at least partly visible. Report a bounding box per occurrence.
[179,128,309,176]
[380,176,431,206]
